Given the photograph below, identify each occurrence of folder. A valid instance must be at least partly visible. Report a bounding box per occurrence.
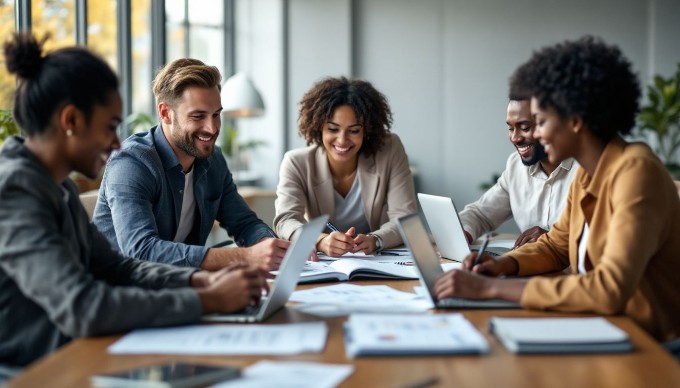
[489,317,633,354]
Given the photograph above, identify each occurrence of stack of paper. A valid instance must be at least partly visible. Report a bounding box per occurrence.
[489,317,633,354]
[344,313,489,357]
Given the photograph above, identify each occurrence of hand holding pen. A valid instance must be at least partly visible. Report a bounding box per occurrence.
[472,234,491,268]
[320,221,357,257]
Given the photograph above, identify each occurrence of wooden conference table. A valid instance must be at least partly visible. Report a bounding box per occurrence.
[9,280,680,388]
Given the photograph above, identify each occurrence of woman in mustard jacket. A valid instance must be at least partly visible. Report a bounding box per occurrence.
[434,36,680,344]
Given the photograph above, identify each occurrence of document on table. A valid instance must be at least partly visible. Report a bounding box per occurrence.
[345,313,489,357]
[212,361,353,388]
[290,284,433,317]
[108,322,328,355]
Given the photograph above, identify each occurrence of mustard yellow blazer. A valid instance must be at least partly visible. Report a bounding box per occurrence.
[511,137,680,341]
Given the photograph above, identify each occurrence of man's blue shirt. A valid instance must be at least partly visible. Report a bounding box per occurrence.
[92,125,275,267]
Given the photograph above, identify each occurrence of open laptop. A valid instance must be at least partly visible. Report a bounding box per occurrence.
[203,215,328,323]
[418,193,509,261]
[396,213,521,309]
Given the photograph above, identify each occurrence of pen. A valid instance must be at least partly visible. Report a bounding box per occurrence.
[473,234,491,268]
[401,376,440,388]
[326,221,340,233]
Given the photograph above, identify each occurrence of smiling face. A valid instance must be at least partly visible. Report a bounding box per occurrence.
[531,97,578,165]
[322,105,364,167]
[161,86,222,166]
[507,100,546,166]
[71,92,123,179]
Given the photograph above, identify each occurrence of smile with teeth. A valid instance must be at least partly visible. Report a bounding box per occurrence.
[516,144,533,155]
[334,145,352,153]
[196,134,213,142]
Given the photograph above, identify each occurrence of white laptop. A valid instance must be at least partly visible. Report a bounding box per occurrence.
[396,213,521,309]
[417,193,509,261]
[203,215,328,323]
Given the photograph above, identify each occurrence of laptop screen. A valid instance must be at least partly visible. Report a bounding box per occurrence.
[396,213,445,303]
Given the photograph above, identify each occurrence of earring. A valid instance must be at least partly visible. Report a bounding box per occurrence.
[66,128,73,137]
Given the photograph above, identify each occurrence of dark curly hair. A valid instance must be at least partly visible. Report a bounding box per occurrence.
[3,32,119,137]
[509,36,641,142]
[297,76,393,157]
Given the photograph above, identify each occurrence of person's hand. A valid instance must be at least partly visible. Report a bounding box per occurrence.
[244,238,290,271]
[351,233,377,254]
[196,265,269,314]
[464,231,474,244]
[433,269,494,300]
[461,252,519,277]
[317,227,356,257]
[513,226,547,249]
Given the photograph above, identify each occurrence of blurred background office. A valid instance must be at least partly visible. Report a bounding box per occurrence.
[1,0,678,234]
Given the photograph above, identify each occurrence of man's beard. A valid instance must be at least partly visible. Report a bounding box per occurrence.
[173,121,214,159]
[519,141,547,166]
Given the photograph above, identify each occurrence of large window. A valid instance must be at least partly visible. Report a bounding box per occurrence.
[0,1,16,109]
[1,0,234,130]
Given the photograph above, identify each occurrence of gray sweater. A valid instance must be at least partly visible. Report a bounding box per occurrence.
[0,137,203,368]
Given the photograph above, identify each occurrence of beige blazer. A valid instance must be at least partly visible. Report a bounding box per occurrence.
[511,137,680,342]
[274,133,416,248]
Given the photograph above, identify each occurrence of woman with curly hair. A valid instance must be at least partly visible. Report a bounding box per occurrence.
[274,77,416,257]
[434,36,680,345]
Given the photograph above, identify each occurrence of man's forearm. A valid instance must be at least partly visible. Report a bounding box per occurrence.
[201,247,248,270]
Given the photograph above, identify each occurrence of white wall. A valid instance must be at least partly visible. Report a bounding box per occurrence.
[238,0,680,230]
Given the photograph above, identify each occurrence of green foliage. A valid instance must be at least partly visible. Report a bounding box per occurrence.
[0,110,21,145]
[479,172,501,192]
[220,125,267,157]
[638,63,680,173]
[124,112,156,134]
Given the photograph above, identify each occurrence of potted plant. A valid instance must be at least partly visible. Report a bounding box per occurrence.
[637,63,680,178]
[0,109,21,146]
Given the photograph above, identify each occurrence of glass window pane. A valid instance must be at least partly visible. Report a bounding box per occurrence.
[166,0,186,62]
[0,1,16,109]
[188,0,222,26]
[189,26,224,75]
[87,0,118,72]
[132,0,152,116]
[32,0,75,50]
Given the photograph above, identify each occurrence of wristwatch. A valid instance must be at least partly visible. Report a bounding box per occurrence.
[369,233,383,251]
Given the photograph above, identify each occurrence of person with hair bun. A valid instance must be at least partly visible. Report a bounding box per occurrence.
[274,76,416,257]
[434,36,680,346]
[0,33,269,378]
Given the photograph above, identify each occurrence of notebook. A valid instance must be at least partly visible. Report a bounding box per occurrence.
[489,317,633,354]
[396,213,521,309]
[202,215,328,323]
[417,193,510,261]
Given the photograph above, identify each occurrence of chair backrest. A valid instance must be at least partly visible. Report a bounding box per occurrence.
[79,189,100,220]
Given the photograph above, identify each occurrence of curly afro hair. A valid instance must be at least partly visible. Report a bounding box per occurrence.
[297,76,393,157]
[509,36,641,142]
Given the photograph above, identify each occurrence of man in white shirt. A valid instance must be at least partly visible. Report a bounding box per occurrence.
[459,94,578,248]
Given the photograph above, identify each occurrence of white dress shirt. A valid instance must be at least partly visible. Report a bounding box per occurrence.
[459,152,578,240]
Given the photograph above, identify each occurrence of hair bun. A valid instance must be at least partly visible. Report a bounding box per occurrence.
[3,32,47,79]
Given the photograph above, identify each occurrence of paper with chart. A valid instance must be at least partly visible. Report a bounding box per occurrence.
[291,283,433,317]
[345,313,489,357]
[212,361,353,388]
[108,322,328,355]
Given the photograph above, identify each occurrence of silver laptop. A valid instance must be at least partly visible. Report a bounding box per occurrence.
[396,213,521,309]
[203,215,328,323]
[418,193,508,261]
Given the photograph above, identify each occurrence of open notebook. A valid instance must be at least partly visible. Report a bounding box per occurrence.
[202,215,327,323]
[396,213,521,309]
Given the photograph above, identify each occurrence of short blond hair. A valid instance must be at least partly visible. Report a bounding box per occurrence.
[152,58,222,107]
